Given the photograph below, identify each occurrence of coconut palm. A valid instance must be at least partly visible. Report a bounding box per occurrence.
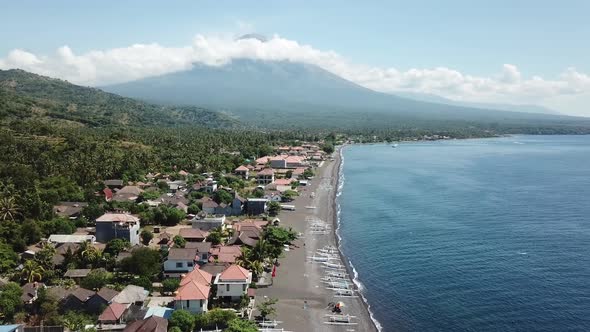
[0,196,19,221]
[21,260,44,283]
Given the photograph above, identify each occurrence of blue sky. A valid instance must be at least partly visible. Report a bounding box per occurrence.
[1,0,589,115]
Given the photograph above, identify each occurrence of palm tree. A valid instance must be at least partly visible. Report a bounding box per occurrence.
[21,260,44,283]
[236,247,253,269]
[0,196,19,221]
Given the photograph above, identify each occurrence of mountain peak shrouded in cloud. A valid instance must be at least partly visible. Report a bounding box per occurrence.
[1,34,589,116]
[102,58,581,123]
[237,33,268,42]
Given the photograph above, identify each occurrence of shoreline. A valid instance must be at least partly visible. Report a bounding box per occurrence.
[256,145,378,331]
[332,145,383,331]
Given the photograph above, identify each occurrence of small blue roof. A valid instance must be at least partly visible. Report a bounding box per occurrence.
[0,325,22,332]
[144,306,174,319]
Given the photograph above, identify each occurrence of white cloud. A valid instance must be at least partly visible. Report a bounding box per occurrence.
[1,34,589,115]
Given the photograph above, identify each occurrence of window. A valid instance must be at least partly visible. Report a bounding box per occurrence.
[186,300,190,308]
[176,262,183,268]
[202,254,208,260]
[226,284,230,292]
[200,299,203,307]
[243,284,247,292]
[187,262,193,267]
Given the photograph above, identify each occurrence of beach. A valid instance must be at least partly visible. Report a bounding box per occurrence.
[256,147,379,332]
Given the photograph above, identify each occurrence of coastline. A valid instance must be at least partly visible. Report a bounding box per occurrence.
[333,145,383,331]
[256,145,379,331]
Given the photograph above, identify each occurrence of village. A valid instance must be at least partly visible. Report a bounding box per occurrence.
[0,143,333,332]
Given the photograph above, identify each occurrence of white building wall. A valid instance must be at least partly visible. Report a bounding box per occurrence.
[174,299,208,313]
[216,282,248,298]
[163,259,195,272]
[128,222,140,246]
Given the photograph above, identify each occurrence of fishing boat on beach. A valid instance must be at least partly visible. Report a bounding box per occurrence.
[309,255,331,262]
[325,270,348,278]
[322,261,345,269]
[333,288,358,297]
[324,314,358,325]
[258,320,283,328]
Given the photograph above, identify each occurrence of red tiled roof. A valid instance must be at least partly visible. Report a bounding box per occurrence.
[219,265,250,281]
[273,178,293,186]
[175,280,210,300]
[209,245,242,263]
[235,165,249,172]
[103,188,113,200]
[258,168,275,176]
[285,156,304,163]
[124,316,168,332]
[233,221,265,232]
[179,228,209,239]
[201,198,219,208]
[96,213,140,223]
[99,302,128,322]
[179,268,212,287]
[255,156,271,164]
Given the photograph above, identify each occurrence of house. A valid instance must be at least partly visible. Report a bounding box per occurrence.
[48,234,96,244]
[179,268,213,287]
[166,180,186,192]
[112,285,148,305]
[214,265,252,300]
[104,179,124,189]
[98,302,129,325]
[199,262,230,278]
[257,168,275,185]
[113,186,143,202]
[163,248,198,277]
[53,202,88,219]
[192,178,217,193]
[95,213,140,245]
[173,280,210,313]
[191,215,226,231]
[285,155,306,168]
[179,228,208,242]
[63,269,92,284]
[292,167,305,178]
[228,222,263,247]
[21,282,44,305]
[173,268,212,313]
[157,232,172,250]
[123,316,168,332]
[234,165,249,179]
[272,178,295,192]
[269,156,287,169]
[87,287,120,313]
[246,198,268,215]
[213,194,244,216]
[62,287,95,311]
[208,245,242,264]
[157,193,189,206]
[185,242,212,264]
[200,197,219,215]
[231,194,245,216]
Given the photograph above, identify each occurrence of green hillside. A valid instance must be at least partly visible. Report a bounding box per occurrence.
[0,69,239,128]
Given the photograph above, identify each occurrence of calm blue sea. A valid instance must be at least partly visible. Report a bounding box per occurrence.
[337,135,590,332]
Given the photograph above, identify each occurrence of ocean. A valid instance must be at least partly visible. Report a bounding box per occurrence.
[337,135,590,332]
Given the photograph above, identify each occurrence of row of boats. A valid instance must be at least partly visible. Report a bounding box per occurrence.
[307,237,360,326]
